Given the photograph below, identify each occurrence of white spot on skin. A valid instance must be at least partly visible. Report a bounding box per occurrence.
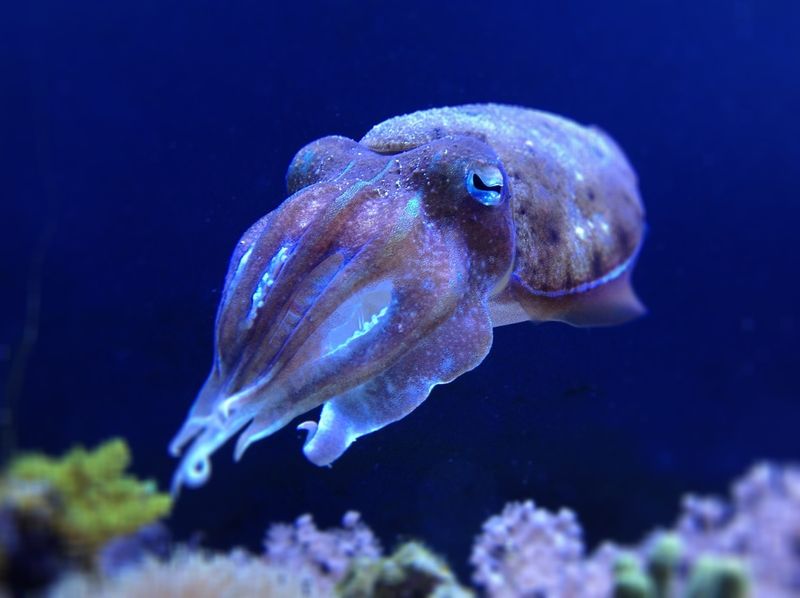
[574,225,587,240]
[592,214,611,236]
[246,245,291,327]
[235,247,254,278]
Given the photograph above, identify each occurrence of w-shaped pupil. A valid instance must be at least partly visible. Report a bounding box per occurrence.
[472,173,502,193]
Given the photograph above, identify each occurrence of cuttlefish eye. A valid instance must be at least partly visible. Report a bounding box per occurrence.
[465,164,505,206]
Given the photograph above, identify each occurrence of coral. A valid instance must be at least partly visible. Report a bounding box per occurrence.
[673,462,800,596]
[48,549,328,598]
[4,438,172,561]
[52,513,389,598]
[0,479,67,591]
[471,464,800,598]
[96,522,172,576]
[471,500,613,597]
[612,553,654,598]
[338,541,473,598]
[263,511,381,593]
[8,460,797,598]
[610,536,750,598]
[262,512,473,596]
[684,556,749,598]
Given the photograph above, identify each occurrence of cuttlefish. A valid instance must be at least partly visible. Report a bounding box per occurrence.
[169,104,646,493]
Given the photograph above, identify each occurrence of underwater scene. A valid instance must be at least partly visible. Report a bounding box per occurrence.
[2,1,799,596]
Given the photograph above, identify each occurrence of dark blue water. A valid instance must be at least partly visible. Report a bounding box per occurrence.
[3,0,798,574]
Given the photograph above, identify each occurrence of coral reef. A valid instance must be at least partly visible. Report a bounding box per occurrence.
[673,463,800,596]
[0,478,67,590]
[96,522,172,576]
[470,463,800,598]
[612,536,750,598]
[471,500,614,598]
[51,512,385,598]
[0,439,172,593]
[49,549,325,598]
[338,541,473,598]
[263,511,382,593]
[53,521,473,598]
[2,460,798,597]
[262,513,473,597]
[4,438,172,559]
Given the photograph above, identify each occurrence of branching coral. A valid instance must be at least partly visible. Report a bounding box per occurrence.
[263,511,381,593]
[261,513,474,597]
[471,500,614,598]
[470,463,800,598]
[673,462,800,596]
[49,511,385,598]
[49,549,326,598]
[6,461,797,598]
[612,535,750,598]
[2,439,172,562]
[338,541,473,598]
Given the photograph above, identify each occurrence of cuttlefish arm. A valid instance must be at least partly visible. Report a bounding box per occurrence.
[170,134,515,492]
[170,104,646,493]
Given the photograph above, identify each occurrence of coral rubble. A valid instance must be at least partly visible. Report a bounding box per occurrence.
[49,549,323,598]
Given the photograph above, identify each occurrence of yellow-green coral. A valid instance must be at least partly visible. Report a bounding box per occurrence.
[3,438,171,559]
[337,541,474,598]
[612,535,751,598]
[686,557,749,598]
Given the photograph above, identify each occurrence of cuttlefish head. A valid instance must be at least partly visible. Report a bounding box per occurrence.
[169,135,514,494]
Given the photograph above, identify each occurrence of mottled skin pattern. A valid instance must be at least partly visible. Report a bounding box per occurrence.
[169,105,646,494]
[362,105,645,326]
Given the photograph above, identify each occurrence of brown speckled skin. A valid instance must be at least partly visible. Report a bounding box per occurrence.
[169,105,645,493]
[362,104,646,326]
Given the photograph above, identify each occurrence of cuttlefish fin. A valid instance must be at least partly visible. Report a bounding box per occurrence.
[491,268,645,328]
[298,381,424,467]
[546,269,646,327]
[300,299,495,466]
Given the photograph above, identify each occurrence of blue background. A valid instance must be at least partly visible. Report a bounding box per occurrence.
[3,0,798,573]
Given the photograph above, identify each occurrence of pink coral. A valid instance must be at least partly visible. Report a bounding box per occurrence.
[675,463,800,596]
[262,511,381,591]
[470,500,613,598]
[471,464,800,598]
[49,549,329,598]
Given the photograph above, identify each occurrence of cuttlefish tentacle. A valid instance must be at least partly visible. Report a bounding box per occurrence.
[170,104,646,494]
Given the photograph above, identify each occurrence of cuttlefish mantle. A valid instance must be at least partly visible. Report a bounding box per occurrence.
[169,104,646,493]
